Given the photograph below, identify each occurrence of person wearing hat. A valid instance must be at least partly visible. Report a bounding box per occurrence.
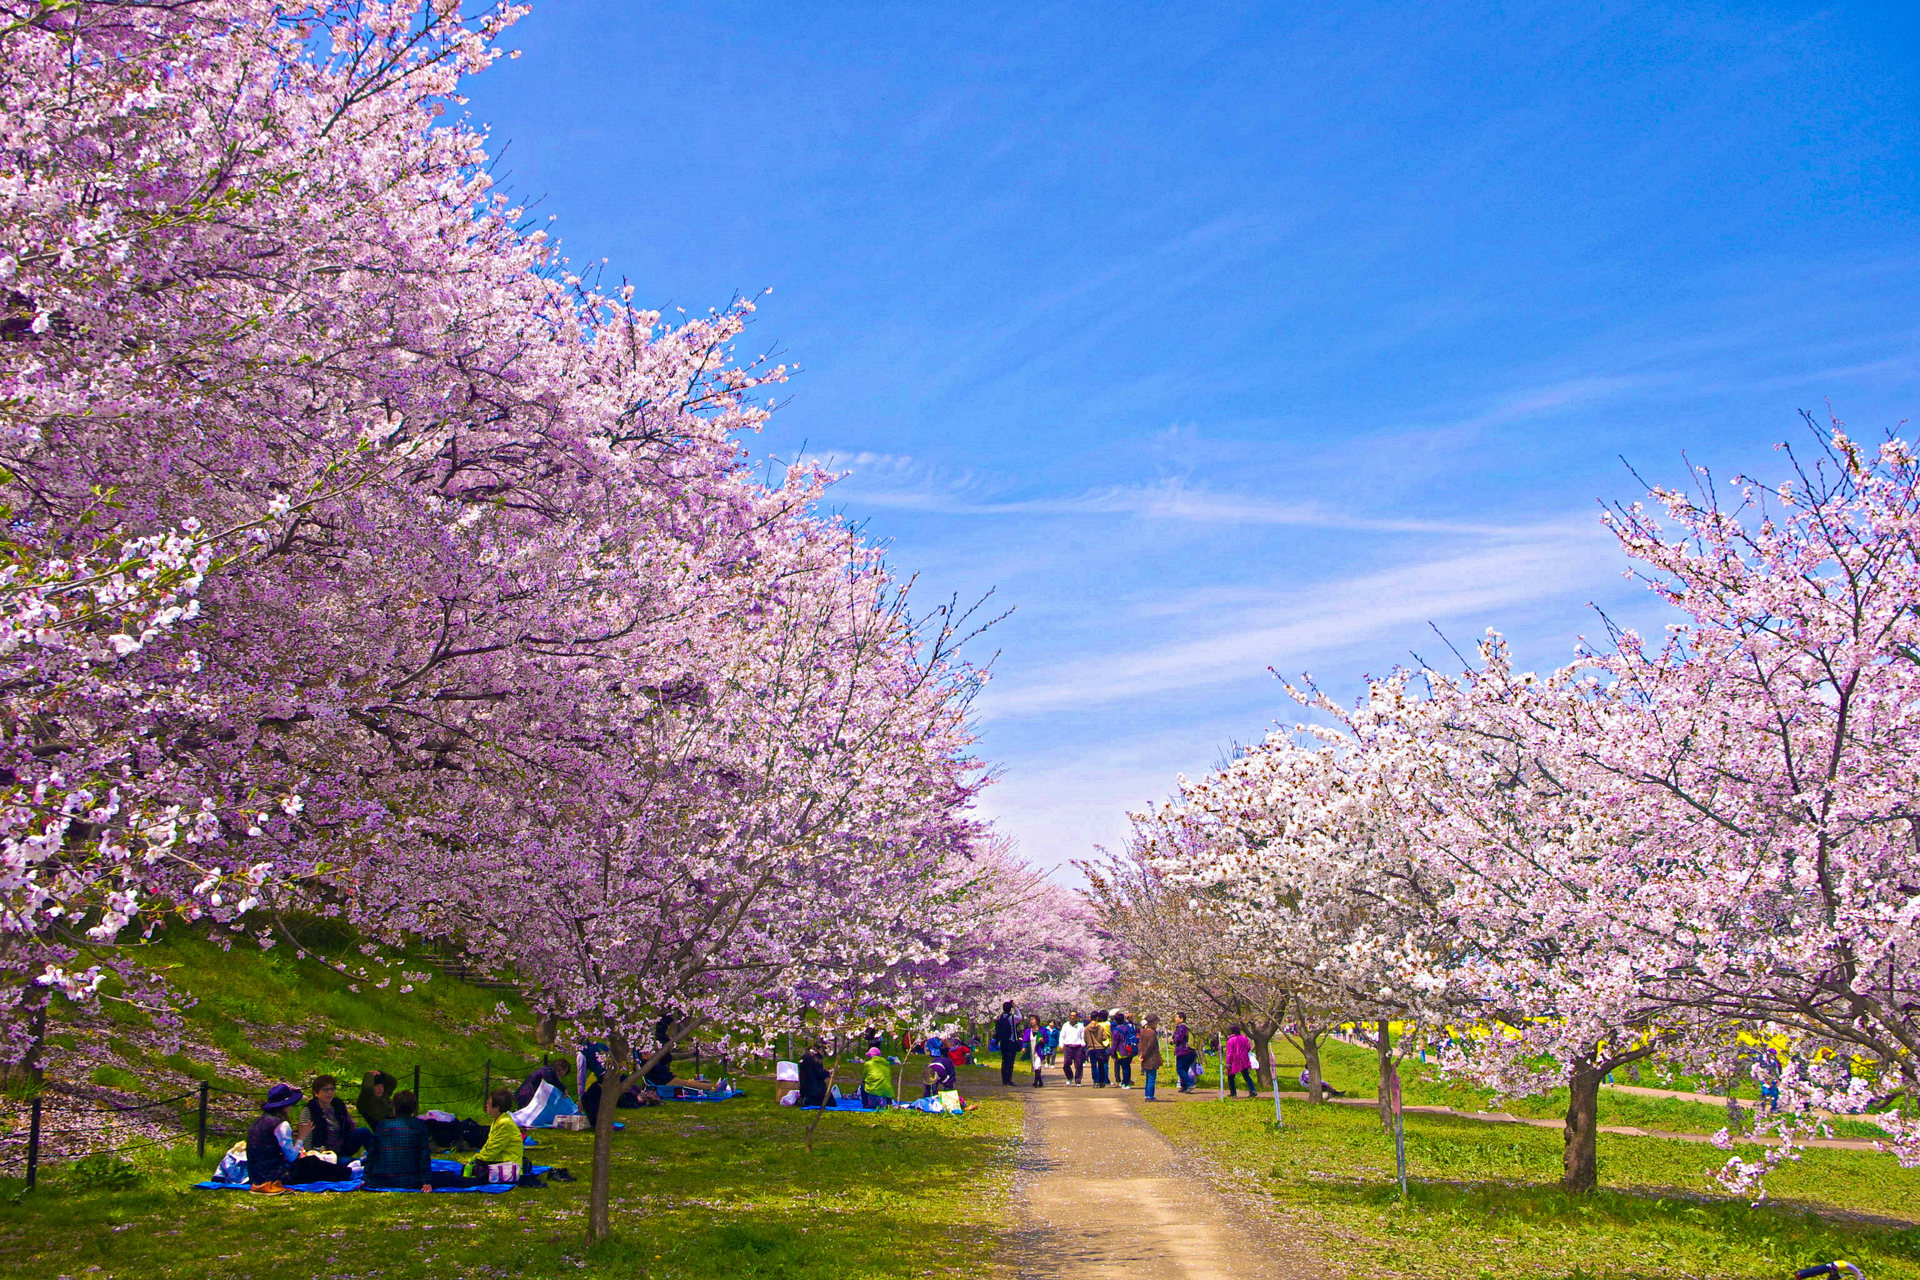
[859,1047,896,1108]
[245,1083,337,1194]
[922,1053,957,1098]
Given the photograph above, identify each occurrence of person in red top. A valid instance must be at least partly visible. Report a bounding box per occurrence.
[1222,1025,1257,1098]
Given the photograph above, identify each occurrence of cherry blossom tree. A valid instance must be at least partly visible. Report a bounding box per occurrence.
[920,836,1108,1024]
[1590,419,1920,1188]
[0,0,788,1037]
[360,495,996,1235]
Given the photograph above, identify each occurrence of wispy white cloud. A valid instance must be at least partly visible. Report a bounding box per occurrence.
[976,520,1617,718]
[827,469,1535,536]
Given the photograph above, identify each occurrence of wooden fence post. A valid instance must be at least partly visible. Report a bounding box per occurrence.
[24,1096,40,1189]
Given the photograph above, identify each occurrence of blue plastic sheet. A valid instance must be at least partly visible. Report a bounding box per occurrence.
[195,1158,552,1194]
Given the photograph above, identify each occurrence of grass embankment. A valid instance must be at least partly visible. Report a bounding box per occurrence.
[0,933,1022,1279]
[1152,1043,1920,1280]
[41,924,553,1119]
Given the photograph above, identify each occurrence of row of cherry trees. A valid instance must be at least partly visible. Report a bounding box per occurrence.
[1112,422,1920,1197]
[0,0,1072,1237]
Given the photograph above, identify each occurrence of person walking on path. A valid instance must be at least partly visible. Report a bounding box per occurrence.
[1173,1013,1198,1092]
[1060,1011,1087,1084]
[1112,1010,1138,1089]
[1138,1014,1164,1101]
[1024,1014,1048,1088]
[995,1001,1019,1087]
[1086,1010,1112,1087]
[1223,1025,1257,1099]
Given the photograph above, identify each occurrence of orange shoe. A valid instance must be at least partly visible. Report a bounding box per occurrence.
[249,1181,288,1195]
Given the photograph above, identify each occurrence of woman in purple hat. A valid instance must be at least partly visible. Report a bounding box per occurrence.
[245,1083,340,1193]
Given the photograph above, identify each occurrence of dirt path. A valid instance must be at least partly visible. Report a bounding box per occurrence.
[986,1079,1321,1280]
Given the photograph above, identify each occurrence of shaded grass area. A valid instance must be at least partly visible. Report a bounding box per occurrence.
[0,1074,1021,1279]
[1147,1088,1920,1280]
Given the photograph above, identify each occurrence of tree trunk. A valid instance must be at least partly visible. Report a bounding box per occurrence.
[1375,1021,1395,1136]
[1299,1028,1324,1104]
[534,1012,559,1050]
[1249,1026,1277,1091]
[803,1052,841,1153]
[1562,1061,1602,1194]
[587,1026,628,1241]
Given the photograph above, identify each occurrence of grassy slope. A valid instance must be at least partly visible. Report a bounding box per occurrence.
[46,927,553,1116]
[0,935,1023,1280]
[1152,1043,1920,1280]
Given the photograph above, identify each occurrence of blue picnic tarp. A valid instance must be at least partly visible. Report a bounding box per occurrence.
[195,1158,551,1194]
[656,1086,745,1102]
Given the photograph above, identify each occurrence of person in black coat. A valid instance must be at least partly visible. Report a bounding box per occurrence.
[796,1045,831,1108]
[994,1001,1018,1086]
[303,1074,371,1160]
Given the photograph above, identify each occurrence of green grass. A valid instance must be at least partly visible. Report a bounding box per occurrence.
[0,1077,1023,1280]
[1256,1040,1890,1142]
[31,926,554,1121]
[0,931,1023,1279]
[1145,1087,1920,1280]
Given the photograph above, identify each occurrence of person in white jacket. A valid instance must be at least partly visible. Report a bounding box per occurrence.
[1058,1012,1088,1085]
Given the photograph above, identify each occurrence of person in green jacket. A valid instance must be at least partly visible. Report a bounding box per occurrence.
[859,1047,895,1108]
[468,1087,523,1179]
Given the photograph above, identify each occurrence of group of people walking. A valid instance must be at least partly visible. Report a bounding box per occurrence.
[990,1003,1215,1101]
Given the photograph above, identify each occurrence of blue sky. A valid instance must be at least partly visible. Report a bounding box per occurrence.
[465,1,1920,874]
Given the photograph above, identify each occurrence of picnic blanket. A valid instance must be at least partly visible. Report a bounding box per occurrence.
[655,1086,745,1102]
[196,1158,552,1194]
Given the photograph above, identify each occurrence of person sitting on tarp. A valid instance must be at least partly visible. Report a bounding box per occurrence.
[356,1069,398,1129]
[643,1055,732,1099]
[797,1044,832,1109]
[467,1087,524,1181]
[245,1083,339,1195]
[516,1062,566,1107]
[1297,1067,1346,1098]
[578,1040,668,1122]
[860,1047,896,1108]
[363,1090,485,1191]
[923,1055,957,1098]
[578,1042,638,1121]
[305,1074,371,1161]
